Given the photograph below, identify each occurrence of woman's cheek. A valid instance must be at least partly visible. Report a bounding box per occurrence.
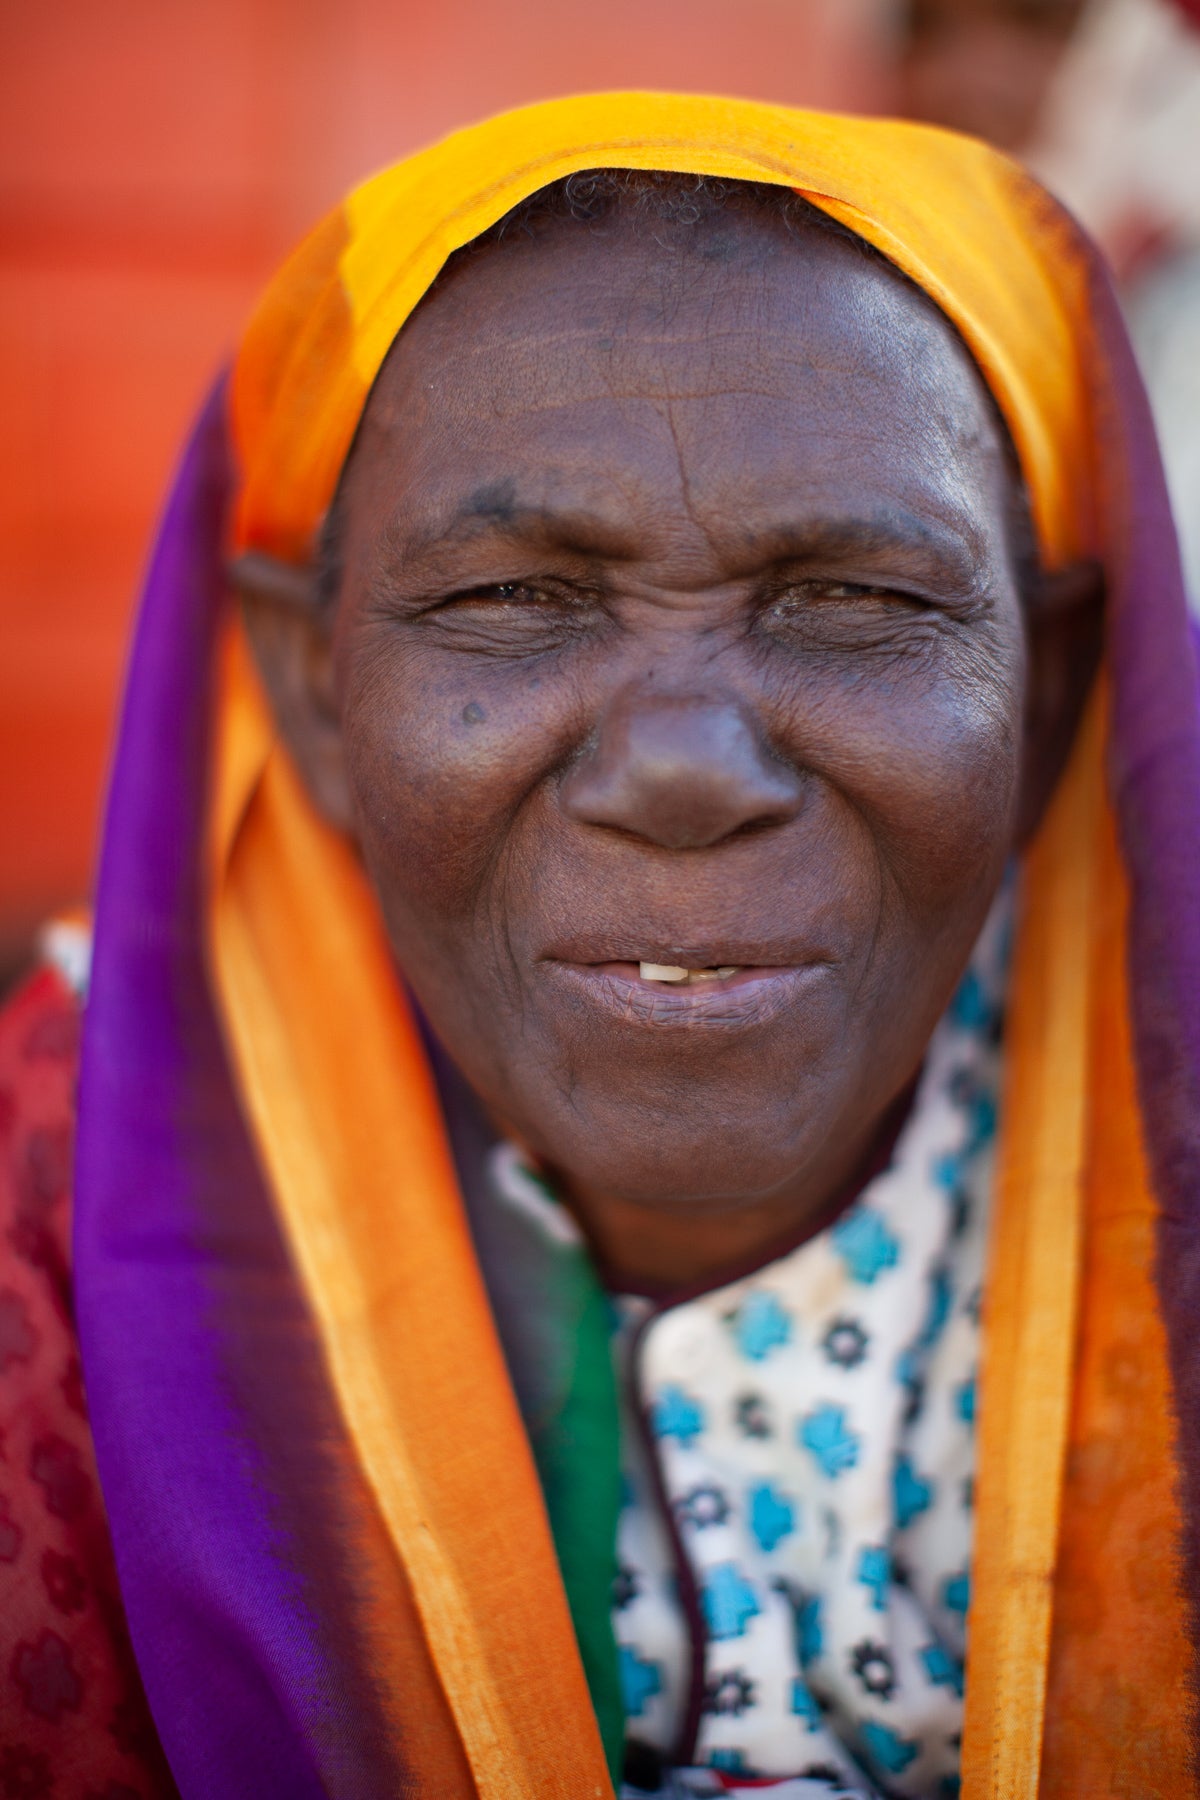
[831,677,1020,897]
[340,651,563,910]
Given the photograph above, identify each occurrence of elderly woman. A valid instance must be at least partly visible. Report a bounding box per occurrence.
[0,94,1196,1800]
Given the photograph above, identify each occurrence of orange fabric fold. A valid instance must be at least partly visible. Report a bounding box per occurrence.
[963,697,1098,1794]
[1039,781,1195,1796]
[966,691,1195,1797]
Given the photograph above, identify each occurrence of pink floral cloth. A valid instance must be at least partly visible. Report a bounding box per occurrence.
[0,963,172,1798]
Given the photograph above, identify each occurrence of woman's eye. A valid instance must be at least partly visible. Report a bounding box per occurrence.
[784,579,906,604]
[760,577,936,652]
[454,581,536,604]
[766,577,928,618]
[411,577,599,656]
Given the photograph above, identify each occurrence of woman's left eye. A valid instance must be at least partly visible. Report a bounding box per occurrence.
[763,578,911,617]
[787,579,910,604]
[759,577,936,651]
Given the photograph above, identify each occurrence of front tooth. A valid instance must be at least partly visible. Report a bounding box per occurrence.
[640,963,690,983]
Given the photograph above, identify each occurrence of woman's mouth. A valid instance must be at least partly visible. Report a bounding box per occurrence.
[546,957,832,1030]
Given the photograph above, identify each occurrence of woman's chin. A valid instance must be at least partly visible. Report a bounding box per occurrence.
[536,1117,828,1218]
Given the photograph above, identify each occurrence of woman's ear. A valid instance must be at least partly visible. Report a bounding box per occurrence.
[1014,557,1105,847]
[231,550,356,835]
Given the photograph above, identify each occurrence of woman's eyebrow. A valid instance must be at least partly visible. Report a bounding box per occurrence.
[377,497,641,567]
[754,511,992,583]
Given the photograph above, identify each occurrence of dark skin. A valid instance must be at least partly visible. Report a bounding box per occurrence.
[240,202,1101,1289]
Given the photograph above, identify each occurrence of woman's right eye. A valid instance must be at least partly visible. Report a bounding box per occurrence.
[412,577,601,656]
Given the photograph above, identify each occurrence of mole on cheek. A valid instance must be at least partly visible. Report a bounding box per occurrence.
[462,701,486,725]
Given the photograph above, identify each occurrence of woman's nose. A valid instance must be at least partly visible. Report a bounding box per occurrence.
[560,689,804,849]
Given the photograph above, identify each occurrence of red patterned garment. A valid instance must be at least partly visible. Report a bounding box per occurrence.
[0,962,174,1799]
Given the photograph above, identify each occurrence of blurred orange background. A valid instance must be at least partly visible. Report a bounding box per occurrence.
[0,0,894,977]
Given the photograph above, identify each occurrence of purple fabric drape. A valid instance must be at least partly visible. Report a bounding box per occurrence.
[74,384,423,1796]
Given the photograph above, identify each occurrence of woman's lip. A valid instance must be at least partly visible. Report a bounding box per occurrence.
[545,959,830,1030]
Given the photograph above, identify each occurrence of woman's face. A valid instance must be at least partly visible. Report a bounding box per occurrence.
[254,201,1093,1278]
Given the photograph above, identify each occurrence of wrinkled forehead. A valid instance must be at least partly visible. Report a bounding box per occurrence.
[331,196,1028,604]
[369,180,1006,439]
